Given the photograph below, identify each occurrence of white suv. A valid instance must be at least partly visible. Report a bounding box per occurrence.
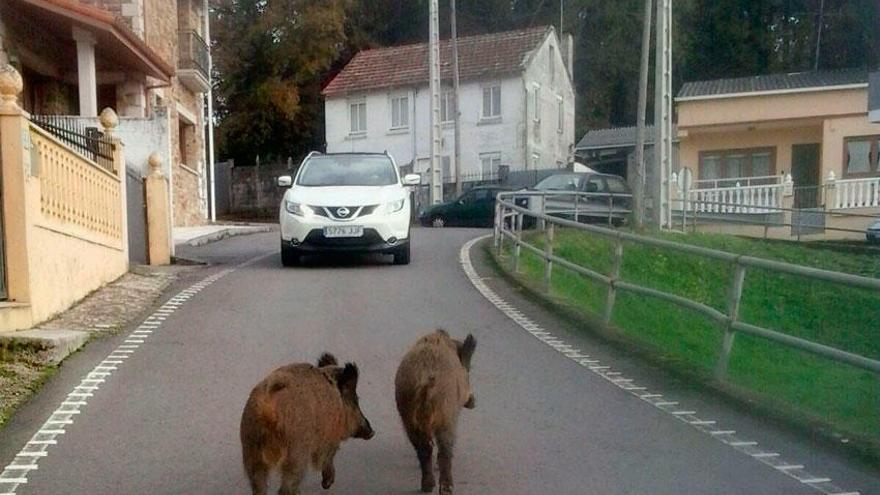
[277,152,420,266]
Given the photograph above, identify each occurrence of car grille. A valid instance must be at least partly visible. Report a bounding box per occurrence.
[303,228,384,246]
[312,205,379,219]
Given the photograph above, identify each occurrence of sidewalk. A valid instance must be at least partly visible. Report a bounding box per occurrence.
[0,265,194,427]
[173,223,275,247]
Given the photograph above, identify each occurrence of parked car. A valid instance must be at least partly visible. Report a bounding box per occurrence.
[527,172,632,226]
[419,186,512,228]
[867,219,880,244]
[277,152,420,266]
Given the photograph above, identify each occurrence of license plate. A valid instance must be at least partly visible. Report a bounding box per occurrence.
[323,225,364,238]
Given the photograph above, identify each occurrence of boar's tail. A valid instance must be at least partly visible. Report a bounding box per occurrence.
[252,376,287,427]
[412,375,438,430]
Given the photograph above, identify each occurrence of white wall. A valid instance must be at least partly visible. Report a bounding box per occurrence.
[325,76,526,180]
[522,30,576,170]
[73,107,172,177]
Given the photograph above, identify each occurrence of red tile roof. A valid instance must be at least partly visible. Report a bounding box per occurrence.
[323,26,552,97]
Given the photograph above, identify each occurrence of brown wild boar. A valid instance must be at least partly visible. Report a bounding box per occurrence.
[240,353,374,495]
[395,330,477,494]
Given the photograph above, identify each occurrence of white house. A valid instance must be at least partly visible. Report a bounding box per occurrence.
[322,26,575,184]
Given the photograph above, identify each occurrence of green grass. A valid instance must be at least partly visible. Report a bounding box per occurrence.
[496,229,880,452]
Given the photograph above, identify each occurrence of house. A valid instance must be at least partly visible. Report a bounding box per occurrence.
[0,0,210,332]
[0,0,211,228]
[576,68,879,238]
[322,26,576,191]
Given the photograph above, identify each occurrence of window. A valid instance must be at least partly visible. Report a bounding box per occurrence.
[440,91,455,123]
[606,177,628,194]
[584,177,606,193]
[844,136,880,177]
[442,156,452,181]
[532,153,540,169]
[557,97,564,133]
[297,155,397,187]
[482,85,501,119]
[350,100,366,134]
[390,95,409,129]
[479,153,502,179]
[533,85,541,122]
[698,148,776,184]
[549,45,555,84]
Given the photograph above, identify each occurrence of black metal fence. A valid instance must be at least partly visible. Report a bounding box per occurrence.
[179,30,210,79]
[29,115,115,173]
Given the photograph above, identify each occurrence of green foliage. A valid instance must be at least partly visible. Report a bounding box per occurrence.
[211,0,880,163]
[499,229,880,446]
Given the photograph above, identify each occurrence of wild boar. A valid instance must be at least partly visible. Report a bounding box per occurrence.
[240,353,374,495]
[395,330,477,494]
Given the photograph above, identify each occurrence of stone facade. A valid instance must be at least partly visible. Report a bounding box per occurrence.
[79,0,209,226]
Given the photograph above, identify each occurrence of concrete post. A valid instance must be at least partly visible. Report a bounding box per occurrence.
[72,27,98,117]
[100,107,128,260]
[0,64,32,312]
[145,153,172,265]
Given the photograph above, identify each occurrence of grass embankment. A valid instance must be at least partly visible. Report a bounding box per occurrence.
[494,229,880,456]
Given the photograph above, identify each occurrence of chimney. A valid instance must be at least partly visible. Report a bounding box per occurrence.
[562,33,574,82]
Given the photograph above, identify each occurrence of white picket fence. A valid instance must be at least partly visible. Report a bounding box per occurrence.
[829,176,880,210]
[673,174,788,214]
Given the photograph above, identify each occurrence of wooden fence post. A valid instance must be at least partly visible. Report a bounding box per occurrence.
[715,261,746,380]
[603,233,623,324]
[543,222,554,292]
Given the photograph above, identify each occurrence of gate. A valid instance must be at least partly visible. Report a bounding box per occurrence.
[0,157,6,300]
[126,168,148,264]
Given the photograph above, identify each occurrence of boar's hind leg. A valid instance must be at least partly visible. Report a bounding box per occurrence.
[436,428,456,495]
[243,461,269,495]
[278,457,306,495]
[406,429,435,493]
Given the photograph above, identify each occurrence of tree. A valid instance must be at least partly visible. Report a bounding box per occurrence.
[212,0,350,165]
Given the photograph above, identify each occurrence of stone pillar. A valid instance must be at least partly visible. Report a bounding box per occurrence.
[100,107,129,259]
[0,65,33,310]
[145,153,172,265]
[117,76,146,118]
[73,27,98,117]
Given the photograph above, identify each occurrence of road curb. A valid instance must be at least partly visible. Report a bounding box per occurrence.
[177,225,275,247]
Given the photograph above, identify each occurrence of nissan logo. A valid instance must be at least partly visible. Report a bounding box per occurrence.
[336,207,350,217]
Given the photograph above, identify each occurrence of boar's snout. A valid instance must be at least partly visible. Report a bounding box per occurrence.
[355,412,375,440]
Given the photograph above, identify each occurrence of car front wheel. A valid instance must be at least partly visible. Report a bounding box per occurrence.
[281,244,300,267]
[392,242,411,265]
[431,216,446,228]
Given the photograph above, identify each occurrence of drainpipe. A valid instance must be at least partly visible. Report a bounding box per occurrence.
[204,0,216,222]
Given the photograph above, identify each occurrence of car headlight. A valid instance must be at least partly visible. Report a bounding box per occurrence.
[385,198,405,214]
[285,201,312,217]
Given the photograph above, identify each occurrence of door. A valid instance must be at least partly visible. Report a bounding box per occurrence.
[471,189,497,227]
[448,189,478,226]
[791,144,821,208]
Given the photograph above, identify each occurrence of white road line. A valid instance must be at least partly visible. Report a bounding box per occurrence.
[460,235,854,495]
[0,252,272,494]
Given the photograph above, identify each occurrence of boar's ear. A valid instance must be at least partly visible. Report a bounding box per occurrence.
[318,353,338,367]
[337,363,359,394]
[458,334,477,369]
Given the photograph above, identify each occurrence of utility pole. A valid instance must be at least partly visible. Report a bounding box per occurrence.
[451,0,462,196]
[653,0,673,229]
[559,0,563,34]
[428,0,443,204]
[814,0,825,71]
[633,0,652,230]
[204,0,216,222]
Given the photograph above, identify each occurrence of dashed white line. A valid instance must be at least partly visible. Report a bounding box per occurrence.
[460,235,857,495]
[0,252,273,493]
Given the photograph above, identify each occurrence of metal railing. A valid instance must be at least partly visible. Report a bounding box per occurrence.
[178,30,209,80]
[494,190,880,378]
[29,115,115,173]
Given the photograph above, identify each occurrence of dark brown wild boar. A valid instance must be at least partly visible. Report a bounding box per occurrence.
[395,329,477,495]
[240,353,374,495]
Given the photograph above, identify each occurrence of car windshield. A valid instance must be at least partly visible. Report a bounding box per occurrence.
[297,155,398,186]
[535,174,583,191]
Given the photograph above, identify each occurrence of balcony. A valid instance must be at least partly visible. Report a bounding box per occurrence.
[178,30,210,93]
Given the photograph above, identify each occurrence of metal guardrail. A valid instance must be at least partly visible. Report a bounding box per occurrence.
[29,115,115,173]
[494,191,880,377]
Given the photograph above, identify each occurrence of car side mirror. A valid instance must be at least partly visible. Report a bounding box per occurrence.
[277,175,292,187]
[402,173,421,186]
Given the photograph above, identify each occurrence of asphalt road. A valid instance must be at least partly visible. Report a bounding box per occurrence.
[0,228,877,494]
